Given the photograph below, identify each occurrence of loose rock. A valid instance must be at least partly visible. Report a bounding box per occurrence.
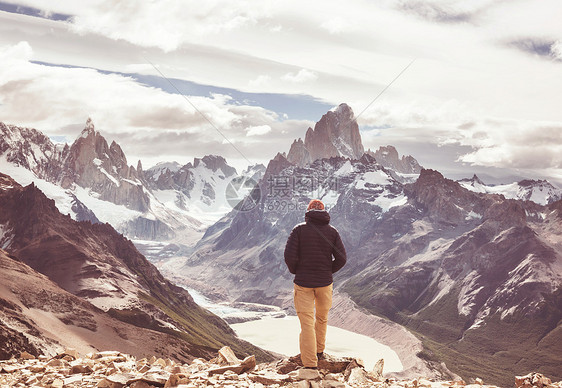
[0,347,559,388]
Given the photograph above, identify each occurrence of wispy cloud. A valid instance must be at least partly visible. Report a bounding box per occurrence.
[508,38,562,61]
[397,1,475,24]
[282,69,318,83]
[246,125,272,136]
[0,41,312,167]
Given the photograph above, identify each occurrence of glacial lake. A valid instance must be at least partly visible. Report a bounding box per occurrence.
[188,288,403,373]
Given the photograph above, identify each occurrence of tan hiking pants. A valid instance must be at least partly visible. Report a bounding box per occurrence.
[293,283,333,367]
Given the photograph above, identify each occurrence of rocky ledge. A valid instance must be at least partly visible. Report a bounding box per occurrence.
[1,347,561,388]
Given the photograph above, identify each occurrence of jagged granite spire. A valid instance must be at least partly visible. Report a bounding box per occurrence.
[287,103,364,167]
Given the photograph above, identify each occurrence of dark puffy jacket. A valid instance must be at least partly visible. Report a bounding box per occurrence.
[284,210,347,288]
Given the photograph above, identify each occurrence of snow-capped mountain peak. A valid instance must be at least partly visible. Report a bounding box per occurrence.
[458,176,562,205]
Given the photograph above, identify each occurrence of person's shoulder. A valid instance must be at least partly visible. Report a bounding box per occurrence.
[291,222,306,232]
[328,224,341,235]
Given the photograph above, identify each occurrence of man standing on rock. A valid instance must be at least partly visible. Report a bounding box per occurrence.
[284,199,347,369]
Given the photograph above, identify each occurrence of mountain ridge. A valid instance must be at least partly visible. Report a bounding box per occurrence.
[0,119,244,242]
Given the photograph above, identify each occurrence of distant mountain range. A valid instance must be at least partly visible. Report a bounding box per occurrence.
[458,174,562,205]
[0,120,265,245]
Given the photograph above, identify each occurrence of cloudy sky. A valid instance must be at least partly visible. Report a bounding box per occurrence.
[1,0,561,184]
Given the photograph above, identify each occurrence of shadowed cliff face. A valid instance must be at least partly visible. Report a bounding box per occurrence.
[0,172,272,362]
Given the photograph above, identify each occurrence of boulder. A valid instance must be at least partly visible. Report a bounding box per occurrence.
[208,355,255,376]
[516,373,553,388]
[286,354,352,374]
[346,367,371,386]
[294,368,321,381]
[249,370,292,385]
[370,358,384,381]
[19,351,35,360]
[218,346,240,365]
[51,379,64,388]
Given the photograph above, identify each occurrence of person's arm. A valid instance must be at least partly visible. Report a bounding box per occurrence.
[331,231,347,273]
[284,227,300,274]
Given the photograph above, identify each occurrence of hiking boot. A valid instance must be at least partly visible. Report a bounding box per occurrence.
[317,352,325,360]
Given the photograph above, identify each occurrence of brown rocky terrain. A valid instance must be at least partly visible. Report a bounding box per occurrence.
[1,346,560,388]
[0,249,220,363]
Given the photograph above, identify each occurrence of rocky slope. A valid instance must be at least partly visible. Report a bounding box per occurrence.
[0,172,270,362]
[1,346,560,388]
[0,248,231,362]
[366,145,422,176]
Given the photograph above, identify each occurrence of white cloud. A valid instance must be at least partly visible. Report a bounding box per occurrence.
[0,40,33,62]
[0,41,313,166]
[68,0,273,52]
[246,125,272,136]
[282,69,318,83]
[320,17,351,35]
[248,75,272,88]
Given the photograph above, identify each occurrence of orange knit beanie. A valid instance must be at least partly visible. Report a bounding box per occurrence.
[307,199,325,211]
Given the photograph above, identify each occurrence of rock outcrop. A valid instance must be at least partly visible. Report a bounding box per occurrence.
[287,103,364,167]
[366,145,422,175]
[59,118,150,212]
[287,138,312,166]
